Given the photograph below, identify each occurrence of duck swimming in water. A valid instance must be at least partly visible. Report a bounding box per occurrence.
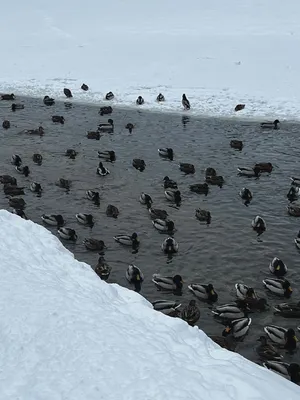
[152,274,183,293]
[98,150,116,162]
[43,95,55,106]
[41,214,65,227]
[180,300,200,326]
[83,238,106,251]
[188,283,218,302]
[113,232,139,251]
[0,175,17,185]
[75,213,94,227]
[290,176,300,187]
[294,230,300,249]
[95,256,111,281]
[65,149,77,159]
[136,96,144,105]
[182,94,190,110]
[273,301,300,318]
[30,182,42,194]
[264,325,298,351]
[164,189,181,206]
[125,123,134,133]
[263,361,300,384]
[139,192,153,207]
[190,183,209,195]
[163,176,178,189]
[132,159,146,172]
[9,197,26,209]
[255,162,273,173]
[161,237,179,254]
[98,119,114,133]
[261,119,280,130]
[205,175,224,187]
[158,148,174,161]
[52,115,65,124]
[156,93,165,102]
[57,227,77,241]
[56,178,71,190]
[1,93,15,100]
[256,336,283,361]
[97,162,110,176]
[2,120,10,129]
[237,166,261,178]
[179,163,195,174]
[4,184,24,196]
[16,166,30,177]
[235,283,257,300]
[152,300,181,316]
[252,215,266,235]
[147,203,168,220]
[195,209,211,224]
[32,153,43,165]
[99,106,112,116]
[269,257,287,277]
[230,140,243,150]
[87,131,101,140]
[239,188,253,206]
[11,154,22,167]
[287,186,300,202]
[106,204,119,218]
[126,264,144,292]
[287,201,300,216]
[205,167,217,178]
[152,219,175,233]
[223,317,252,339]
[263,278,292,298]
[212,303,248,320]
[11,103,24,111]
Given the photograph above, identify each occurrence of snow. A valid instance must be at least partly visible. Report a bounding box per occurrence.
[1,0,300,120]
[0,210,299,399]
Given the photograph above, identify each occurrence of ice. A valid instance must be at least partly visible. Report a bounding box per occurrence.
[0,209,299,399]
[1,0,300,120]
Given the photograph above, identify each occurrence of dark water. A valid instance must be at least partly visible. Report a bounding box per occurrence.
[1,96,300,367]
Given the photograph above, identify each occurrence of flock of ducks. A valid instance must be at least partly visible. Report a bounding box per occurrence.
[1,89,299,386]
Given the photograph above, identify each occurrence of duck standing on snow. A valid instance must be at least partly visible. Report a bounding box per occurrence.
[195,209,211,224]
[126,264,144,292]
[97,162,110,176]
[264,325,298,352]
[269,257,287,277]
[152,274,183,293]
[11,154,22,166]
[263,361,300,384]
[261,119,280,130]
[237,166,261,178]
[95,256,111,281]
[86,190,100,206]
[188,283,218,302]
[164,189,181,206]
[163,176,178,189]
[114,232,139,252]
[161,237,179,254]
[139,192,153,207]
[105,91,114,100]
[180,300,200,326]
[41,214,65,227]
[182,94,190,110]
[152,219,175,233]
[263,278,292,298]
[158,148,174,161]
[252,215,266,236]
[106,205,119,218]
[156,93,165,102]
[136,96,144,105]
[57,227,77,241]
[75,213,94,227]
[223,317,252,339]
[256,336,283,361]
[239,188,253,206]
[63,88,73,98]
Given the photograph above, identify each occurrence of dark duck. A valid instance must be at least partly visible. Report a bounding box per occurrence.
[136,96,144,105]
[43,95,55,106]
[63,88,73,98]
[260,119,280,130]
[182,94,190,110]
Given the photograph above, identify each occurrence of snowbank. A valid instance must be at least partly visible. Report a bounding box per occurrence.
[1,0,300,120]
[0,210,299,399]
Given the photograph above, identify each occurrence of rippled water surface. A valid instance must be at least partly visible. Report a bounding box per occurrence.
[1,96,300,367]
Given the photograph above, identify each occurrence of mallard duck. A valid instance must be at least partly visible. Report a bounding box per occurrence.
[86,190,100,205]
[126,264,144,292]
[235,283,257,300]
[63,88,72,98]
[98,150,116,162]
[188,283,218,302]
[234,104,245,112]
[230,140,243,150]
[3,184,24,196]
[75,213,94,227]
[237,166,261,177]
[182,94,190,110]
[223,317,252,339]
[158,148,173,161]
[269,257,287,277]
[147,204,168,220]
[95,256,111,281]
[97,162,110,176]
[287,186,300,202]
[87,131,101,140]
[2,120,10,129]
[152,300,181,315]
[132,159,145,171]
[256,336,283,361]
[99,106,113,116]
[32,153,43,165]
[43,95,55,106]
[11,154,22,166]
[152,274,183,292]
[41,214,65,227]
[263,361,300,384]
[163,176,178,189]
[152,219,175,232]
[0,175,17,185]
[290,176,300,187]
[65,149,77,159]
[161,237,178,254]
[55,178,71,189]
[255,162,273,173]
[205,167,217,178]
[180,300,200,326]
[9,197,26,209]
[114,232,139,251]
[57,227,77,241]
[1,93,15,100]
[264,325,298,351]
[15,166,30,177]
[136,96,144,105]
[164,189,181,206]
[287,201,300,216]
[98,119,114,133]
[156,93,165,102]
[12,208,28,219]
[83,238,106,251]
[274,302,300,318]
[209,335,237,351]
[205,175,224,187]
[212,303,247,320]
[139,192,153,206]
[179,163,195,174]
[239,188,253,206]
[190,183,209,195]
[252,215,266,235]
[125,123,134,133]
[195,209,211,224]
[30,182,42,194]
[106,204,119,218]
[294,230,300,249]
[52,115,64,124]
[11,103,24,111]
[260,119,280,130]
[263,278,292,298]
[105,91,114,100]
[25,126,44,136]
[81,83,89,91]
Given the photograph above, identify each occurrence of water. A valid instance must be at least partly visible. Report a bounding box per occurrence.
[1,96,300,367]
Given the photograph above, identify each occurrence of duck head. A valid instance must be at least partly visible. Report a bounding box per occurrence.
[253,166,261,177]
[163,176,170,182]
[133,273,142,293]
[23,166,30,177]
[166,220,175,231]
[206,212,212,225]
[55,215,65,227]
[108,119,114,125]
[173,275,183,291]
[109,151,116,162]
[86,214,94,227]
[257,335,268,345]
[283,280,293,297]
[288,363,300,384]
[167,148,174,160]
[246,287,256,298]
[174,191,181,206]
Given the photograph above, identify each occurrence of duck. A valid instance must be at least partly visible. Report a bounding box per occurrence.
[52,115,64,124]
[234,104,245,112]
[97,162,110,176]
[63,88,72,98]
[80,83,88,91]
[287,201,300,217]
[83,238,106,252]
[156,93,165,102]
[98,119,114,133]
[256,336,283,361]
[161,237,179,254]
[179,163,195,174]
[205,175,224,187]
[290,176,300,187]
[0,175,17,185]
[95,256,111,281]
[65,149,77,159]
[263,361,300,384]
[1,93,15,100]
[98,150,116,162]
[238,297,269,312]
[252,215,266,235]
[152,219,175,233]
[205,167,217,178]
[163,176,178,189]
[30,182,42,194]
[182,94,190,110]
[9,197,26,209]
[32,153,43,165]
[126,264,144,292]
[136,96,144,105]
[125,123,134,133]
[132,159,146,171]
[269,257,287,277]
[139,192,153,206]
[212,303,247,320]
[188,283,218,302]
[3,184,24,196]
[11,154,22,166]
[223,317,252,339]
[147,203,168,220]
[105,91,114,100]
[12,208,28,220]
[75,213,94,227]
[264,325,298,351]
[25,126,44,135]
[239,187,253,206]
[255,162,273,173]
[113,232,139,251]
[164,189,181,206]
[287,186,300,202]
[87,131,101,140]
[158,148,174,161]
[261,119,280,130]
[2,120,10,129]
[41,214,65,227]
[152,274,183,293]
[15,166,30,177]
[263,278,292,298]
[294,230,300,249]
[43,96,55,106]
[99,106,113,116]
[11,103,24,111]
[230,140,243,150]
[58,227,77,241]
[195,209,211,224]
[152,300,181,316]
[274,302,300,318]
[237,166,261,178]
[106,205,119,218]
[180,300,200,326]
[235,283,257,300]
[55,178,71,190]
[190,183,209,195]
[208,335,237,352]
